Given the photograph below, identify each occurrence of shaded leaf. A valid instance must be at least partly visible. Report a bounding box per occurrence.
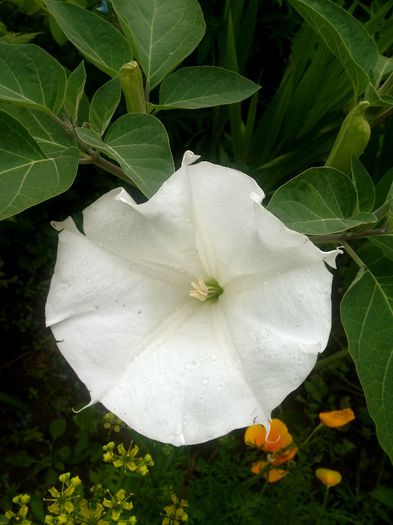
[290,0,379,94]
[64,61,86,124]
[111,0,205,89]
[0,111,79,220]
[0,43,66,114]
[157,66,260,109]
[76,114,174,197]
[341,236,393,462]
[89,77,121,135]
[49,418,66,441]
[45,0,132,77]
[351,157,375,213]
[267,167,376,234]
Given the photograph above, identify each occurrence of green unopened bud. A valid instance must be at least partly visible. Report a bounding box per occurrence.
[119,61,146,113]
[326,101,371,175]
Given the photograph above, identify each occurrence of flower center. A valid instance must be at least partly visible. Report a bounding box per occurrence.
[189,278,223,302]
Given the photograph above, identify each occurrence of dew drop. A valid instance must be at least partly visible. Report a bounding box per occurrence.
[184,362,193,371]
[202,377,209,385]
[211,354,218,361]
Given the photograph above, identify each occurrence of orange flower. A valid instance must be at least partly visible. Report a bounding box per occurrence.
[319,408,355,428]
[251,461,288,483]
[315,468,342,487]
[244,419,292,452]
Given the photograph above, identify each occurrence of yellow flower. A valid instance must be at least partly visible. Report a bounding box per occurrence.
[315,468,342,487]
[250,461,288,483]
[319,408,355,428]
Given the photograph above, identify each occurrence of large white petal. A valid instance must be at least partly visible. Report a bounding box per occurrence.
[46,220,189,401]
[220,260,335,414]
[101,302,270,445]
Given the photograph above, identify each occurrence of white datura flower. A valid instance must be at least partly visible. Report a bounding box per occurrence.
[46,151,340,446]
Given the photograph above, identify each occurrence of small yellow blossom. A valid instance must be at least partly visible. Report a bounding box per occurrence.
[103,489,134,522]
[45,473,82,517]
[5,494,32,524]
[162,495,189,525]
[102,441,154,475]
[103,412,123,433]
[319,408,355,428]
[315,468,342,487]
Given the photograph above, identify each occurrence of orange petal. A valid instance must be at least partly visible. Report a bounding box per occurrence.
[251,460,288,483]
[269,445,298,466]
[245,419,292,451]
[264,419,291,452]
[315,468,342,487]
[244,424,266,448]
[319,408,355,428]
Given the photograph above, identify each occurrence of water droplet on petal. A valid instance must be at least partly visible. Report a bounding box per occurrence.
[202,377,209,385]
[211,354,218,361]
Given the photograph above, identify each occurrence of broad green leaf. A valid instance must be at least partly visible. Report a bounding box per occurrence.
[76,114,174,197]
[268,167,377,234]
[110,0,205,89]
[44,0,132,77]
[64,62,86,125]
[351,157,375,213]
[341,236,393,462]
[157,66,260,109]
[0,111,80,220]
[0,43,66,114]
[1,104,80,156]
[290,0,379,94]
[89,77,121,135]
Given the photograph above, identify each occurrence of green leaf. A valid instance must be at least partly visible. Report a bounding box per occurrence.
[1,104,80,156]
[290,0,379,94]
[267,167,377,234]
[110,0,205,89]
[0,111,80,220]
[0,43,66,114]
[341,236,393,462]
[89,77,121,135]
[76,114,174,197]
[49,418,67,441]
[351,157,375,213]
[64,62,87,125]
[44,0,132,77]
[157,66,260,109]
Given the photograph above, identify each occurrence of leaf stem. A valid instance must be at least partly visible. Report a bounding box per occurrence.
[309,227,387,243]
[341,240,365,268]
[85,154,134,185]
[51,114,133,185]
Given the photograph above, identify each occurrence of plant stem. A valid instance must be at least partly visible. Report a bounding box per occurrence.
[51,114,134,185]
[341,240,365,268]
[309,227,387,243]
[88,155,134,185]
[300,424,323,449]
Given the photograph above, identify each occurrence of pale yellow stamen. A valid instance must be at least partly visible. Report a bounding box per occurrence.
[189,277,224,302]
[190,278,209,302]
